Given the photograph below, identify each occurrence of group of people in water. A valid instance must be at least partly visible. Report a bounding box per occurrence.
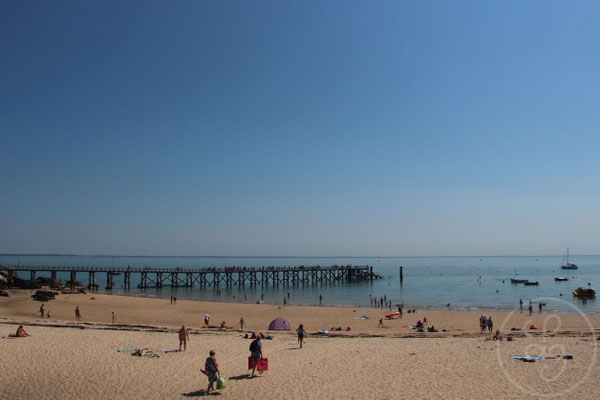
[370,294,393,310]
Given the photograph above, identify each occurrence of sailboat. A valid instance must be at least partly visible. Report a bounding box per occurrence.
[560,247,578,270]
[510,268,528,284]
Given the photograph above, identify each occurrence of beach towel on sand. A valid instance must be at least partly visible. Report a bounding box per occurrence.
[512,355,544,362]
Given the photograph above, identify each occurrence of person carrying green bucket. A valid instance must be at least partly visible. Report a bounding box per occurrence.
[201,350,224,394]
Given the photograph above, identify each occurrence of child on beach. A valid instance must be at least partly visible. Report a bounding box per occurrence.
[296,324,306,349]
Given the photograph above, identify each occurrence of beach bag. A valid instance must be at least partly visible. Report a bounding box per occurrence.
[249,339,259,352]
[257,358,269,371]
[216,376,226,390]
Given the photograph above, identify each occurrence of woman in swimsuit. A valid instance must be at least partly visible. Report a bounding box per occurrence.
[14,325,29,337]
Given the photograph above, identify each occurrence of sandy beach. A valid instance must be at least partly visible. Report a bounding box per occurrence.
[2,290,600,399]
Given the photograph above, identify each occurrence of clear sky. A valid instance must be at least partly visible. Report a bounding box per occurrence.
[1,1,599,256]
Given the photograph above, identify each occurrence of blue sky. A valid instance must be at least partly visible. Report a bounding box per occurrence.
[1,0,599,256]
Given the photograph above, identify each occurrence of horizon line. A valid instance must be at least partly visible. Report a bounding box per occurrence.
[0,253,597,258]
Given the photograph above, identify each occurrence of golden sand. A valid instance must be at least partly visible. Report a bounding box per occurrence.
[1,290,599,399]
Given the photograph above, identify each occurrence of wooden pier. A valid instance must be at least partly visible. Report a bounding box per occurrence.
[1,265,376,290]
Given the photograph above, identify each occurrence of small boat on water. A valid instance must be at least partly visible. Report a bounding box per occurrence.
[511,278,528,284]
[573,287,596,297]
[560,246,578,270]
[524,281,539,286]
[554,277,569,282]
[510,268,528,284]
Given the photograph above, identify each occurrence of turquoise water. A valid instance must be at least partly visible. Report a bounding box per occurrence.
[1,255,598,315]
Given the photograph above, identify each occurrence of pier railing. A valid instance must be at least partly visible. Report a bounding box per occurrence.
[1,264,375,290]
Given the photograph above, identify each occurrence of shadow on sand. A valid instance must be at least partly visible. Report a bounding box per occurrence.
[228,373,253,380]
[182,389,221,397]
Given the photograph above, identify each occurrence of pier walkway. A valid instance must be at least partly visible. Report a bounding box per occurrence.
[1,264,375,290]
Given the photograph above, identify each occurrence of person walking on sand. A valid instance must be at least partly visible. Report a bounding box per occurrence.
[480,316,486,333]
[249,333,263,378]
[112,312,116,324]
[378,318,384,327]
[75,306,81,321]
[202,350,220,394]
[240,317,245,330]
[40,304,45,318]
[179,325,190,351]
[296,324,306,349]
[487,317,493,334]
[204,313,210,326]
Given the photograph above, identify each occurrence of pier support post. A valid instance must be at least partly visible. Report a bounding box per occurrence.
[70,271,76,289]
[7,269,14,288]
[51,271,57,289]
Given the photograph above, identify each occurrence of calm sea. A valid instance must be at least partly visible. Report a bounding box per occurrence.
[1,255,599,315]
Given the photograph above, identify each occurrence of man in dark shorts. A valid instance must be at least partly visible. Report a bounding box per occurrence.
[179,325,190,351]
[202,350,220,394]
[249,334,263,377]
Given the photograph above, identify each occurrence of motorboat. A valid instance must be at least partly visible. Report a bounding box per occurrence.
[524,281,539,286]
[511,278,528,284]
[573,287,596,297]
[554,277,569,282]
